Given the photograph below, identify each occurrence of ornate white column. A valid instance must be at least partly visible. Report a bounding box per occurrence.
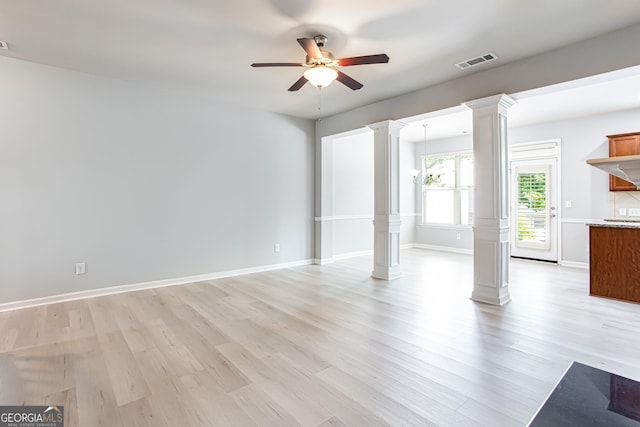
[368,120,406,280]
[465,94,516,305]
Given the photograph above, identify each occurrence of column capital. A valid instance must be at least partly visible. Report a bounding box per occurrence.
[464,93,517,111]
[367,120,407,132]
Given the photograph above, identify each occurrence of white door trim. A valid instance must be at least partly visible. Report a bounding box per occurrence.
[509,139,561,262]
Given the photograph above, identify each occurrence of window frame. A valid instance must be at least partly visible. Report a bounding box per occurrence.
[420,151,474,228]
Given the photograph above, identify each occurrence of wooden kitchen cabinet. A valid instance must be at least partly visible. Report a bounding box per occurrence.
[589,224,640,303]
[609,132,640,191]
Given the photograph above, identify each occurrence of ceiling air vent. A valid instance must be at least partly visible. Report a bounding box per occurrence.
[0,41,8,50]
[455,53,497,70]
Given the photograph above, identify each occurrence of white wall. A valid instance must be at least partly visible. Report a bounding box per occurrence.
[0,56,315,305]
[399,129,418,246]
[328,128,415,258]
[412,107,640,264]
[331,132,374,256]
[510,107,640,264]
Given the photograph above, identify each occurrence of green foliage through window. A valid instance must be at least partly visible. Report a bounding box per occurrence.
[516,172,547,242]
[518,173,546,211]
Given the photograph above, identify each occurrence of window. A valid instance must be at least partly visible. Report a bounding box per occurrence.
[515,168,549,247]
[422,152,473,225]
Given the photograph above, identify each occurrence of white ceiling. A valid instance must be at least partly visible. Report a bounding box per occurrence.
[2,1,640,120]
[400,68,640,142]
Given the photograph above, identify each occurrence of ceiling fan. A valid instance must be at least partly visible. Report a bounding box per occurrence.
[251,35,389,91]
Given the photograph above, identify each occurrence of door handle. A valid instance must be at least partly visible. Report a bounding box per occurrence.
[550,214,557,218]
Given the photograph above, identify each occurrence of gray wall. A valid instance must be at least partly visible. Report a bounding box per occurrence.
[329,130,415,257]
[0,56,315,304]
[399,130,418,246]
[510,108,640,264]
[316,23,640,140]
[331,132,374,256]
[413,107,640,264]
[314,23,640,266]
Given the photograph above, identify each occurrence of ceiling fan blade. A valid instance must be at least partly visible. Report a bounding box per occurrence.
[338,54,389,67]
[297,38,322,59]
[336,71,363,90]
[251,62,304,67]
[288,76,308,92]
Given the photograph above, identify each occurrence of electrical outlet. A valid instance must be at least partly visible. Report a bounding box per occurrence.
[274,243,280,253]
[565,201,572,208]
[619,208,627,217]
[456,233,461,240]
[75,262,86,275]
[629,208,640,217]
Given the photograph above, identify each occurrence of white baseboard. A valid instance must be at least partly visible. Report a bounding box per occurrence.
[331,244,417,261]
[313,258,335,265]
[0,259,314,313]
[326,244,473,262]
[412,243,473,255]
[560,260,589,269]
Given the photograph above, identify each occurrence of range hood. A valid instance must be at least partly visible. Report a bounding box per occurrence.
[587,154,640,189]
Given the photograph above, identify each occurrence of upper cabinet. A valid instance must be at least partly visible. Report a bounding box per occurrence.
[609,132,640,191]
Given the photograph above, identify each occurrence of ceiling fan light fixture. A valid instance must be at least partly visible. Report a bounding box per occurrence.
[303,66,338,88]
[251,36,387,92]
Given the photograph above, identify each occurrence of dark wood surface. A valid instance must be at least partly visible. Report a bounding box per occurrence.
[590,225,640,303]
[609,132,640,191]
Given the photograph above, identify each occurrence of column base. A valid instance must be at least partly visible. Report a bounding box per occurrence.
[371,268,402,281]
[470,290,512,306]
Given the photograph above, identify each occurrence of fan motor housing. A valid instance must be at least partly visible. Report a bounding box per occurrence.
[313,35,328,47]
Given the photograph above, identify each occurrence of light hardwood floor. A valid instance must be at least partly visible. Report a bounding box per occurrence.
[1,248,640,426]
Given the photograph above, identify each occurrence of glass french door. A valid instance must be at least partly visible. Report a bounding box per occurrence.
[511,159,558,262]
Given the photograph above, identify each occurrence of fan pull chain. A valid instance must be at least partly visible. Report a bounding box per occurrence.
[317,87,322,112]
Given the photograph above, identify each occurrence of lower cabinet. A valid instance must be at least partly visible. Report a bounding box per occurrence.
[589,225,640,303]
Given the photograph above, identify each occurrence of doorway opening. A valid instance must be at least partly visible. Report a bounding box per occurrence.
[510,140,560,263]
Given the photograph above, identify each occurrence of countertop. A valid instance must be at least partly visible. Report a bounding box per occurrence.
[587,219,640,228]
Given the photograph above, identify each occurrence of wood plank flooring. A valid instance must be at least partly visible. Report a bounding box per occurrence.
[1,248,640,426]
